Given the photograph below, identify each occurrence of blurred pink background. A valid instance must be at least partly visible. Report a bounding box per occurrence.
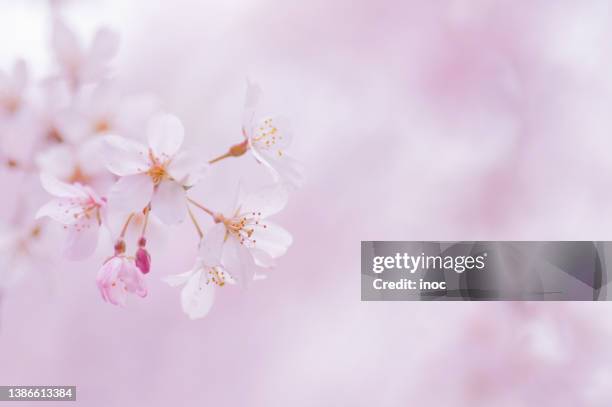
[2,0,612,405]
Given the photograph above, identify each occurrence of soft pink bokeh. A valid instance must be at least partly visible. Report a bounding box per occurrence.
[2,1,612,405]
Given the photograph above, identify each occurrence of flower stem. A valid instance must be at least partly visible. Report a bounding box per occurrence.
[141,206,150,237]
[120,213,135,238]
[187,207,204,240]
[209,151,232,164]
[187,198,216,218]
[208,140,249,164]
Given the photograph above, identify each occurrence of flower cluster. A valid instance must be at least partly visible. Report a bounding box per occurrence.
[1,16,301,319]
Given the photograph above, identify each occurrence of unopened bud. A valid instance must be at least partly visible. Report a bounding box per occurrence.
[135,247,151,274]
[229,140,248,157]
[213,213,225,224]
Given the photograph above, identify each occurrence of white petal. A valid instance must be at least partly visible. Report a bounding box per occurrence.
[254,221,293,259]
[181,270,215,319]
[108,174,154,215]
[39,173,86,198]
[222,237,256,285]
[251,248,276,268]
[163,269,196,287]
[63,218,99,260]
[239,184,289,218]
[151,180,187,225]
[219,269,237,285]
[199,223,225,266]
[147,114,184,159]
[167,152,208,187]
[231,181,247,215]
[254,149,304,189]
[36,199,82,223]
[104,135,149,176]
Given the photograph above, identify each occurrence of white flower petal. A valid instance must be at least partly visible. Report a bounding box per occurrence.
[251,248,276,268]
[181,270,215,319]
[199,223,225,266]
[239,184,289,218]
[167,151,208,187]
[254,221,293,259]
[254,149,304,189]
[63,218,99,260]
[147,114,184,159]
[36,199,82,224]
[40,173,86,198]
[222,237,256,285]
[163,269,196,287]
[108,174,154,215]
[220,269,237,285]
[151,180,187,225]
[104,135,149,176]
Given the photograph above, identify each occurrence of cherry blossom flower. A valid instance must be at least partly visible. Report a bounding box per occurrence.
[0,13,298,321]
[35,173,106,260]
[96,253,147,306]
[104,113,208,225]
[241,80,303,188]
[59,80,159,142]
[52,19,119,89]
[163,224,233,319]
[35,139,110,187]
[209,184,292,283]
[35,81,156,187]
[0,59,28,118]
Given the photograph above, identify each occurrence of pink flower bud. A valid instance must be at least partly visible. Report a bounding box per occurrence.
[135,247,151,274]
[96,256,147,306]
